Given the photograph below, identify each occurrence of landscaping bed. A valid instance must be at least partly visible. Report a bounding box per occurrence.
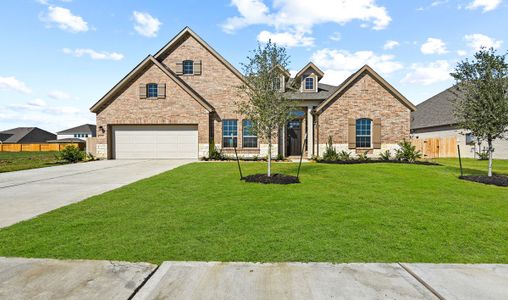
[318,159,440,165]
[243,173,299,184]
[459,175,508,187]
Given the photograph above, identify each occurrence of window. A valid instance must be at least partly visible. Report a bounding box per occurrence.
[183,60,194,75]
[147,83,158,98]
[242,120,257,148]
[356,118,372,148]
[273,77,281,91]
[304,76,314,90]
[223,120,238,147]
[466,133,475,145]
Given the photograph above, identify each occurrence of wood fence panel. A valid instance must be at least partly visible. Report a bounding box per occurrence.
[1,144,22,152]
[0,143,84,152]
[411,137,458,159]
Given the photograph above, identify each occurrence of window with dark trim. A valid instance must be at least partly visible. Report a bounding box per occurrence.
[242,120,257,148]
[183,60,194,75]
[223,119,238,147]
[147,83,158,98]
[304,76,314,90]
[356,118,372,148]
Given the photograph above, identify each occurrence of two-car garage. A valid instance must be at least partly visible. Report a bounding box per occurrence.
[111,125,198,159]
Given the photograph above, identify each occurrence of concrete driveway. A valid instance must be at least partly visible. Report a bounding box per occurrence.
[0,159,192,228]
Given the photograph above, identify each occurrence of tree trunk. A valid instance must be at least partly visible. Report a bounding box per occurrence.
[488,138,493,177]
[267,137,272,177]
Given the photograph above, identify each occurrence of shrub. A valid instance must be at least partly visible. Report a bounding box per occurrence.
[322,136,339,161]
[379,150,391,161]
[357,150,370,161]
[208,140,225,160]
[395,140,422,162]
[476,150,490,160]
[276,153,284,161]
[337,150,352,161]
[59,145,85,163]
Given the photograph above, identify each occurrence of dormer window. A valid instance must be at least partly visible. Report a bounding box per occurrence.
[183,60,194,75]
[273,77,281,91]
[304,77,314,91]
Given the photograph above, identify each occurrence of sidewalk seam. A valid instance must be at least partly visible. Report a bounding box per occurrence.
[128,264,160,300]
[398,263,446,300]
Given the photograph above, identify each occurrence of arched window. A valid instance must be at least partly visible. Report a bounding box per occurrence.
[146,83,158,98]
[183,60,194,75]
[356,118,372,148]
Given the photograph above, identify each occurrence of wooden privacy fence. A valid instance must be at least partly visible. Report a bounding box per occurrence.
[411,137,457,159]
[0,143,84,152]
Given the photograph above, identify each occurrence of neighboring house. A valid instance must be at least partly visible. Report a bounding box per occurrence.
[57,124,96,140]
[0,127,56,144]
[411,87,508,159]
[90,27,416,159]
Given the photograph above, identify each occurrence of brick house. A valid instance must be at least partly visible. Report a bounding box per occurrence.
[90,27,416,159]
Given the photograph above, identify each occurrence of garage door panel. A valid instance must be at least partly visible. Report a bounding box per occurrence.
[113,125,198,159]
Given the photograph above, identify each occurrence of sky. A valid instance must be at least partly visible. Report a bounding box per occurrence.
[0,0,507,132]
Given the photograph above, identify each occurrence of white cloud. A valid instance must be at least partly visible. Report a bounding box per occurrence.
[464,33,503,51]
[0,76,32,94]
[27,98,47,107]
[457,50,468,56]
[383,40,399,50]
[420,38,448,55]
[222,0,391,46]
[466,0,502,12]
[401,60,451,85]
[41,6,88,33]
[257,30,314,48]
[132,11,161,38]
[329,32,341,42]
[48,90,73,100]
[62,48,124,61]
[311,48,403,84]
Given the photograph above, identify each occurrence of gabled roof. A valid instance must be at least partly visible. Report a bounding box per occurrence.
[90,55,214,113]
[154,26,246,84]
[284,83,338,100]
[295,62,324,80]
[57,124,96,135]
[411,87,462,130]
[271,64,291,78]
[315,65,416,114]
[0,127,56,143]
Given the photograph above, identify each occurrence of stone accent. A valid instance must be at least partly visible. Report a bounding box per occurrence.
[96,144,107,158]
[317,72,411,155]
[318,143,400,158]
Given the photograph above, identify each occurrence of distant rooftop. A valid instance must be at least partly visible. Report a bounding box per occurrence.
[57,124,96,135]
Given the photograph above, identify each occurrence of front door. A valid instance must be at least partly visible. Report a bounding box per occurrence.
[287,120,302,156]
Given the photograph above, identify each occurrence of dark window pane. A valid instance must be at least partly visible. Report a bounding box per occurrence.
[242,120,257,148]
[305,77,314,90]
[147,83,158,98]
[183,60,193,75]
[223,120,238,147]
[355,118,372,148]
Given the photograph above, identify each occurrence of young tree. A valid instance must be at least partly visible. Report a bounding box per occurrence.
[451,48,508,176]
[236,41,294,176]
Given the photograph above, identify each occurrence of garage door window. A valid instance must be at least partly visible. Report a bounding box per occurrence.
[223,120,237,148]
[147,83,158,98]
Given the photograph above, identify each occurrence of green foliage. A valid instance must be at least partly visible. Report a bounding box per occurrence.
[276,153,284,161]
[357,150,370,161]
[379,150,391,161]
[337,150,352,161]
[58,145,85,163]
[208,140,225,161]
[322,136,339,161]
[395,140,422,162]
[476,150,490,160]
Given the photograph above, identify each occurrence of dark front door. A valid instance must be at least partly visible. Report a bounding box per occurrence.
[287,120,302,156]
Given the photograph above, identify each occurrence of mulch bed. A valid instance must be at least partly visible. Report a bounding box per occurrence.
[318,159,440,166]
[243,173,300,184]
[459,175,508,187]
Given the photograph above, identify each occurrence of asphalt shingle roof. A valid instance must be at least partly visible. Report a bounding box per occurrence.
[0,127,56,143]
[283,82,338,100]
[411,87,462,130]
[57,124,96,135]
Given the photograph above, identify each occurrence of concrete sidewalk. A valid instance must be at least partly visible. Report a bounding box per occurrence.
[1,258,507,299]
[0,159,191,228]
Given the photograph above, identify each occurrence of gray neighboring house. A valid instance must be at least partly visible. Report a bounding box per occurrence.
[57,124,96,141]
[0,127,56,144]
[411,87,508,159]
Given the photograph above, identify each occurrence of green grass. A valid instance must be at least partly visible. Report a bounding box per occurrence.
[0,151,62,173]
[0,159,507,264]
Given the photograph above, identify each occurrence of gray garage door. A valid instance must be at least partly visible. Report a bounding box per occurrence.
[112,125,198,159]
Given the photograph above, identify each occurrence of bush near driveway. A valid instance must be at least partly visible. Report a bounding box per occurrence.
[0,159,506,264]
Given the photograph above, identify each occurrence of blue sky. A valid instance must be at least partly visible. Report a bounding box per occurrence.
[0,0,506,132]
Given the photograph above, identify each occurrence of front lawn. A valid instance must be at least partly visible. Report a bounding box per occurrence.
[0,151,62,173]
[0,159,507,264]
